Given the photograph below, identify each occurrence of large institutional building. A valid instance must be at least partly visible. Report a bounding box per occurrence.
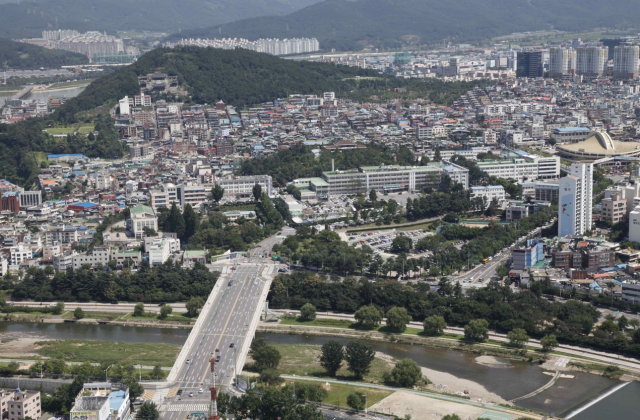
[556,130,640,162]
[320,162,469,195]
[558,163,593,237]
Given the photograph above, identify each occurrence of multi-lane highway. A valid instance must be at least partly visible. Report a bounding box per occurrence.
[161,263,269,420]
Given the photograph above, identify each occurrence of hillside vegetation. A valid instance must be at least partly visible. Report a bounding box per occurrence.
[172,0,640,51]
[0,0,321,38]
[0,37,88,69]
[2,46,490,187]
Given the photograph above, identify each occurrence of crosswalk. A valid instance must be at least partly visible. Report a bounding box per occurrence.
[164,404,209,412]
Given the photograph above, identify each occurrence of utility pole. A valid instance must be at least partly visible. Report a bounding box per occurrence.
[208,358,220,420]
[105,364,113,382]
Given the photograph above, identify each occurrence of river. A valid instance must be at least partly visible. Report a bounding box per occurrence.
[0,322,637,419]
[0,85,86,104]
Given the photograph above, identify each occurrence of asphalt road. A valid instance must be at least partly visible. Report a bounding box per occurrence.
[162,263,268,420]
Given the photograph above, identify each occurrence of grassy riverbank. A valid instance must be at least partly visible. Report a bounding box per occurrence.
[34,340,181,366]
[271,343,392,383]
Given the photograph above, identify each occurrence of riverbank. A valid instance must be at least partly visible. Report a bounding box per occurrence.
[0,336,180,366]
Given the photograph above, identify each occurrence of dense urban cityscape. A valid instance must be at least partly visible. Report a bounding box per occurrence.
[2,2,640,420]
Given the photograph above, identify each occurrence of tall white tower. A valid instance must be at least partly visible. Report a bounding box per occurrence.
[558,163,593,236]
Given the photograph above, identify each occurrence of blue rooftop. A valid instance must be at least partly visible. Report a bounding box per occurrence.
[72,202,99,209]
[109,389,127,410]
[553,127,590,133]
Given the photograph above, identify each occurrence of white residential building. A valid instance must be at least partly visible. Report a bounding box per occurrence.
[621,281,640,303]
[613,45,639,79]
[558,163,593,237]
[548,47,576,78]
[72,246,110,270]
[9,244,31,265]
[575,46,607,77]
[148,237,179,266]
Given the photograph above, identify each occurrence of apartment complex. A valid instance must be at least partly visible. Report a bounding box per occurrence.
[558,163,594,237]
[548,47,576,78]
[613,45,640,79]
[575,46,608,77]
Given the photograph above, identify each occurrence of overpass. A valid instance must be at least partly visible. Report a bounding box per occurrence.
[155,229,294,420]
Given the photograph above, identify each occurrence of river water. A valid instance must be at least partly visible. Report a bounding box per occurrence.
[1,322,637,418]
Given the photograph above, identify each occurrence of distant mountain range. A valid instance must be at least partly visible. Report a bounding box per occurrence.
[169,0,640,51]
[0,37,88,69]
[0,0,322,38]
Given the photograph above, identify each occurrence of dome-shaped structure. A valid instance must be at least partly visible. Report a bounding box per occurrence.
[556,130,640,162]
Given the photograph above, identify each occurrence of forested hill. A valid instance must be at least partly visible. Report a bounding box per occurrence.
[53,46,378,122]
[0,0,321,38]
[171,0,640,51]
[0,38,88,69]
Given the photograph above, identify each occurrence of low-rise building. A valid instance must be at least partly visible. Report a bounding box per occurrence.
[1,389,41,420]
[71,383,130,420]
[469,185,505,208]
[622,281,640,303]
[600,193,626,224]
[127,204,157,240]
[506,202,529,222]
[512,239,544,270]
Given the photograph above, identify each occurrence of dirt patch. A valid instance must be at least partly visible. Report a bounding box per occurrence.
[369,391,487,420]
[475,355,512,368]
[0,337,51,358]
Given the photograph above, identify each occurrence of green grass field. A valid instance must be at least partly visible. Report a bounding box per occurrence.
[122,312,196,324]
[272,344,392,383]
[62,311,126,321]
[284,379,392,408]
[35,340,181,366]
[45,124,94,135]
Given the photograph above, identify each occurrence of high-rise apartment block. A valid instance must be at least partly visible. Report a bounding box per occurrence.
[575,46,608,78]
[613,45,639,79]
[516,51,544,78]
[549,47,576,78]
[558,163,593,237]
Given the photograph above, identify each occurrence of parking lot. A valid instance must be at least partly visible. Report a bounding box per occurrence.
[347,229,434,255]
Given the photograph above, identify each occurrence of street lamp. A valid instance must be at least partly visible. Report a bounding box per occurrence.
[137,364,142,382]
[362,393,367,414]
[105,364,113,382]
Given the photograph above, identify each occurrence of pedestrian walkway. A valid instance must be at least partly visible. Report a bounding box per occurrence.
[142,389,155,401]
[164,404,209,412]
[152,388,169,405]
[166,387,179,398]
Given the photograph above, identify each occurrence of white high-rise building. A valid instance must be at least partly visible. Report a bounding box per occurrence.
[558,163,593,237]
[613,45,639,79]
[575,46,607,78]
[549,47,576,78]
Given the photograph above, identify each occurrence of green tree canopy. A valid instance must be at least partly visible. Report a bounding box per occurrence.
[319,340,344,376]
[354,305,383,330]
[423,315,447,336]
[464,319,489,342]
[300,302,317,320]
[386,307,412,333]
[345,340,375,379]
[385,358,422,387]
